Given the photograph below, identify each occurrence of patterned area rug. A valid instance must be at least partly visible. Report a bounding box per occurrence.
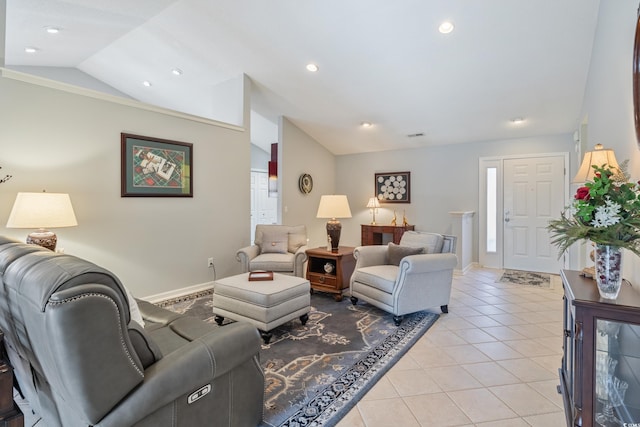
[159,291,439,427]
[499,269,552,288]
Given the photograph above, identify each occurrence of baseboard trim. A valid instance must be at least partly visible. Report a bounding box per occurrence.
[454,262,478,275]
[142,281,215,304]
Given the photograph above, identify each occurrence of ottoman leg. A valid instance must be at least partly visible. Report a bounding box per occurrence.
[300,313,309,325]
[214,315,224,326]
[260,330,273,344]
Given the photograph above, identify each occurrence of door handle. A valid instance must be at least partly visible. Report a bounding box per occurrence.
[504,210,510,223]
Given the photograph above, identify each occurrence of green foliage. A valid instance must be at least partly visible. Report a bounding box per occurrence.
[548,163,640,258]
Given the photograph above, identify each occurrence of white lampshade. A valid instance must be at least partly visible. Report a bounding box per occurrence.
[6,192,78,251]
[7,192,78,228]
[366,197,380,225]
[573,144,621,183]
[316,195,352,219]
[366,197,380,209]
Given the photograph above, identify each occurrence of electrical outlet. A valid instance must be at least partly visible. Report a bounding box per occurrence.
[207,257,214,268]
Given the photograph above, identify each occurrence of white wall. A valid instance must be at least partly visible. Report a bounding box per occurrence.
[0,71,251,298]
[579,0,640,282]
[280,117,337,248]
[7,66,132,98]
[336,135,575,261]
[250,143,270,171]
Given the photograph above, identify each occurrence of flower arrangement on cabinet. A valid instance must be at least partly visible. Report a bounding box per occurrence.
[547,162,640,257]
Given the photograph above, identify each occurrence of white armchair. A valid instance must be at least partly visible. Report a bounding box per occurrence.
[350,231,457,325]
[236,224,308,277]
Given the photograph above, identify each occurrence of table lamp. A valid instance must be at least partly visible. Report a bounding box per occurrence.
[366,197,380,225]
[316,195,352,252]
[6,192,78,251]
[573,144,621,183]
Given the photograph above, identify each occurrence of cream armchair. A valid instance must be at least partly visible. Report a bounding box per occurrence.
[350,231,457,326]
[236,224,308,277]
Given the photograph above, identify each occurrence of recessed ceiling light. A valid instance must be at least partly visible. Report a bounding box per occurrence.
[438,21,454,34]
[45,26,60,34]
[306,63,319,72]
[24,47,38,53]
[511,117,525,124]
[142,81,152,87]
[361,121,372,128]
[171,68,183,76]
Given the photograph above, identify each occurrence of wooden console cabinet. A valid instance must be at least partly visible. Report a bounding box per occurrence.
[559,270,640,427]
[361,224,414,245]
[306,246,355,301]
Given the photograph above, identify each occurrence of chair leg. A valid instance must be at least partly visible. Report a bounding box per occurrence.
[260,330,273,344]
[440,305,448,313]
[393,315,403,326]
[300,313,309,325]
[350,296,358,305]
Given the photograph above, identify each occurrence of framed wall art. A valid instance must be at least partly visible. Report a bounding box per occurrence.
[121,133,193,197]
[375,171,410,203]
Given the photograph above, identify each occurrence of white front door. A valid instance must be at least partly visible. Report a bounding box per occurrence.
[503,156,566,273]
[250,171,277,242]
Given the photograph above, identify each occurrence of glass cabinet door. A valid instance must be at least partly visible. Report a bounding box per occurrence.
[595,319,640,426]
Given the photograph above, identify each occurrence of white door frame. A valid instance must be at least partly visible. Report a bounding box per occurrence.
[478,152,570,270]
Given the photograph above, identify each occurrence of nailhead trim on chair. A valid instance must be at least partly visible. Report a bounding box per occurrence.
[49,293,144,378]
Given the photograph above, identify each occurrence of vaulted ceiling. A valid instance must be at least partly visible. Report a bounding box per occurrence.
[4,0,601,155]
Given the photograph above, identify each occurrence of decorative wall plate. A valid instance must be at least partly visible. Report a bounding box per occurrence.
[299,173,313,194]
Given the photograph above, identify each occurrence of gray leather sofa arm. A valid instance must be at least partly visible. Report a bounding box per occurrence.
[353,245,388,268]
[100,322,262,427]
[236,245,260,272]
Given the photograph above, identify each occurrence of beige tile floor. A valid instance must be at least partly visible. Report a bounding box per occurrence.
[336,266,567,427]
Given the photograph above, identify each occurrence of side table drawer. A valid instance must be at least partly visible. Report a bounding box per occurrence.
[308,272,337,288]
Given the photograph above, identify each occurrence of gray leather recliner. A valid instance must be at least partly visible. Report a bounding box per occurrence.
[0,236,264,427]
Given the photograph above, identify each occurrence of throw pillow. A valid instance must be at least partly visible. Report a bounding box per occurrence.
[388,242,424,266]
[123,285,145,327]
[261,230,289,254]
[287,225,308,253]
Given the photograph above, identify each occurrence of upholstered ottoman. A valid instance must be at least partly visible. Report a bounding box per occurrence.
[212,272,310,343]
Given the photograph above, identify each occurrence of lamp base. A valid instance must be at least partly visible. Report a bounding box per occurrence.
[326,220,341,252]
[26,229,57,251]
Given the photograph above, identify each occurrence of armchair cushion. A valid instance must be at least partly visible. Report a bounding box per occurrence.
[249,252,297,272]
[260,229,289,254]
[352,265,397,293]
[388,243,424,266]
[287,225,308,253]
[399,231,444,253]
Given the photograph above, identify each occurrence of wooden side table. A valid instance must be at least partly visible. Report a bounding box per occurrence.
[305,246,355,301]
[361,224,414,245]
